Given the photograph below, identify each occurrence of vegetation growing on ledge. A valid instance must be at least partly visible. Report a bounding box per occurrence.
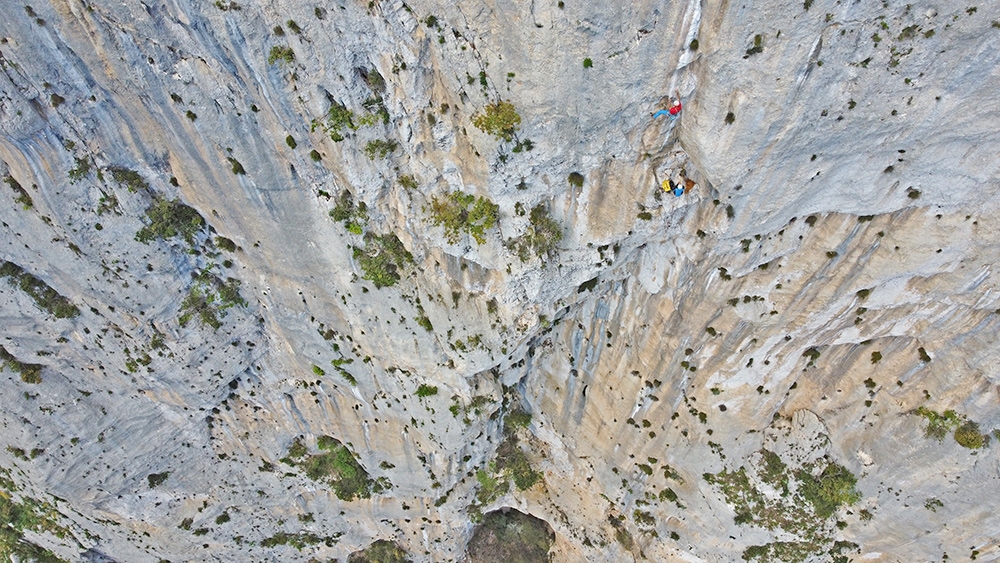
[472,101,521,141]
[705,450,861,562]
[916,407,989,449]
[353,233,413,288]
[135,198,206,245]
[0,466,72,562]
[415,384,438,397]
[0,345,44,384]
[147,472,170,488]
[329,189,368,234]
[261,530,340,550]
[280,436,389,501]
[466,509,554,563]
[312,102,356,142]
[178,271,246,330]
[267,45,295,66]
[363,139,397,160]
[506,204,562,261]
[107,167,149,192]
[4,176,33,209]
[428,191,499,244]
[0,261,80,319]
[348,539,411,563]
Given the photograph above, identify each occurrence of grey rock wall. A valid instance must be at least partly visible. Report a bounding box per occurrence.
[0,0,999,561]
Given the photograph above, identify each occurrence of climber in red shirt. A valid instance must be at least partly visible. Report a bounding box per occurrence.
[668,90,682,119]
[652,90,683,120]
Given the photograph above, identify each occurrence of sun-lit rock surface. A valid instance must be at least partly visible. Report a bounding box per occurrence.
[1,0,999,560]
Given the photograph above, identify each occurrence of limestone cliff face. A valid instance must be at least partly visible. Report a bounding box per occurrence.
[1,0,999,561]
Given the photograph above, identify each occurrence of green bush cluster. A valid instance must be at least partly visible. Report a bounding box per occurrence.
[178,271,246,330]
[281,436,388,501]
[506,204,562,261]
[415,384,438,397]
[4,176,33,209]
[135,197,206,245]
[363,139,397,160]
[107,167,149,192]
[0,344,44,384]
[348,539,411,563]
[68,156,92,182]
[914,406,990,449]
[0,467,70,562]
[0,261,79,319]
[472,101,521,141]
[745,34,764,57]
[312,103,356,142]
[261,531,337,549]
[495,435,541,491]
[706,451,861,561]
[267,45,295,65]
[147,472,170,488]
[353,232,413,288]
[428,191,499,244]
[466,509,554,563]
[795,462,861,519]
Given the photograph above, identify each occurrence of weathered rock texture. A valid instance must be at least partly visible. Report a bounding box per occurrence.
[1,0,1000,561]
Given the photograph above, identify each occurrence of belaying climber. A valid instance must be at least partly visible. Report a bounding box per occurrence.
[661,178,684,197]
[653,90,683,120]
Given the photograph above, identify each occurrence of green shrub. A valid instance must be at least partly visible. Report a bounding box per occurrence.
[467,509,553,563]
[795,461,860,519]
[398,174,418,190]
[916,407,961,440]
[186,110,197,121]
[505,410,531,430]
[349,539,411,563]
[260,531,332,549]
[954,421,987,449]
[227,157,246,175]
[428,191,499,244]
[313,103,355,142]
[583,57,593,68]
[476,467,508,505]
[363,139,398,160]
[4,176,33,209]
[0,469,71,562]
[567,172,584,187]
[725,112,735,124]
[285,135,297,149]
[268,46,295,65]
[312,365,325,376]
[68,156,92,182]
[745,34,764,57]
[286,437,385,501]
[0,261,80,319]
[507,204,562,261]
[472,101,521,141]
[0,345,43,383]
[147,472,170,488]
[496,438,541,491]
[178,273,245,330]
[215,236,237,252]
[50,93,65,107]
[310,149,322,161]
[416,384,438,397]
[135,198,206,245]
[353,232,413,288]
[286,19,302,34]
[107,166,149,192]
